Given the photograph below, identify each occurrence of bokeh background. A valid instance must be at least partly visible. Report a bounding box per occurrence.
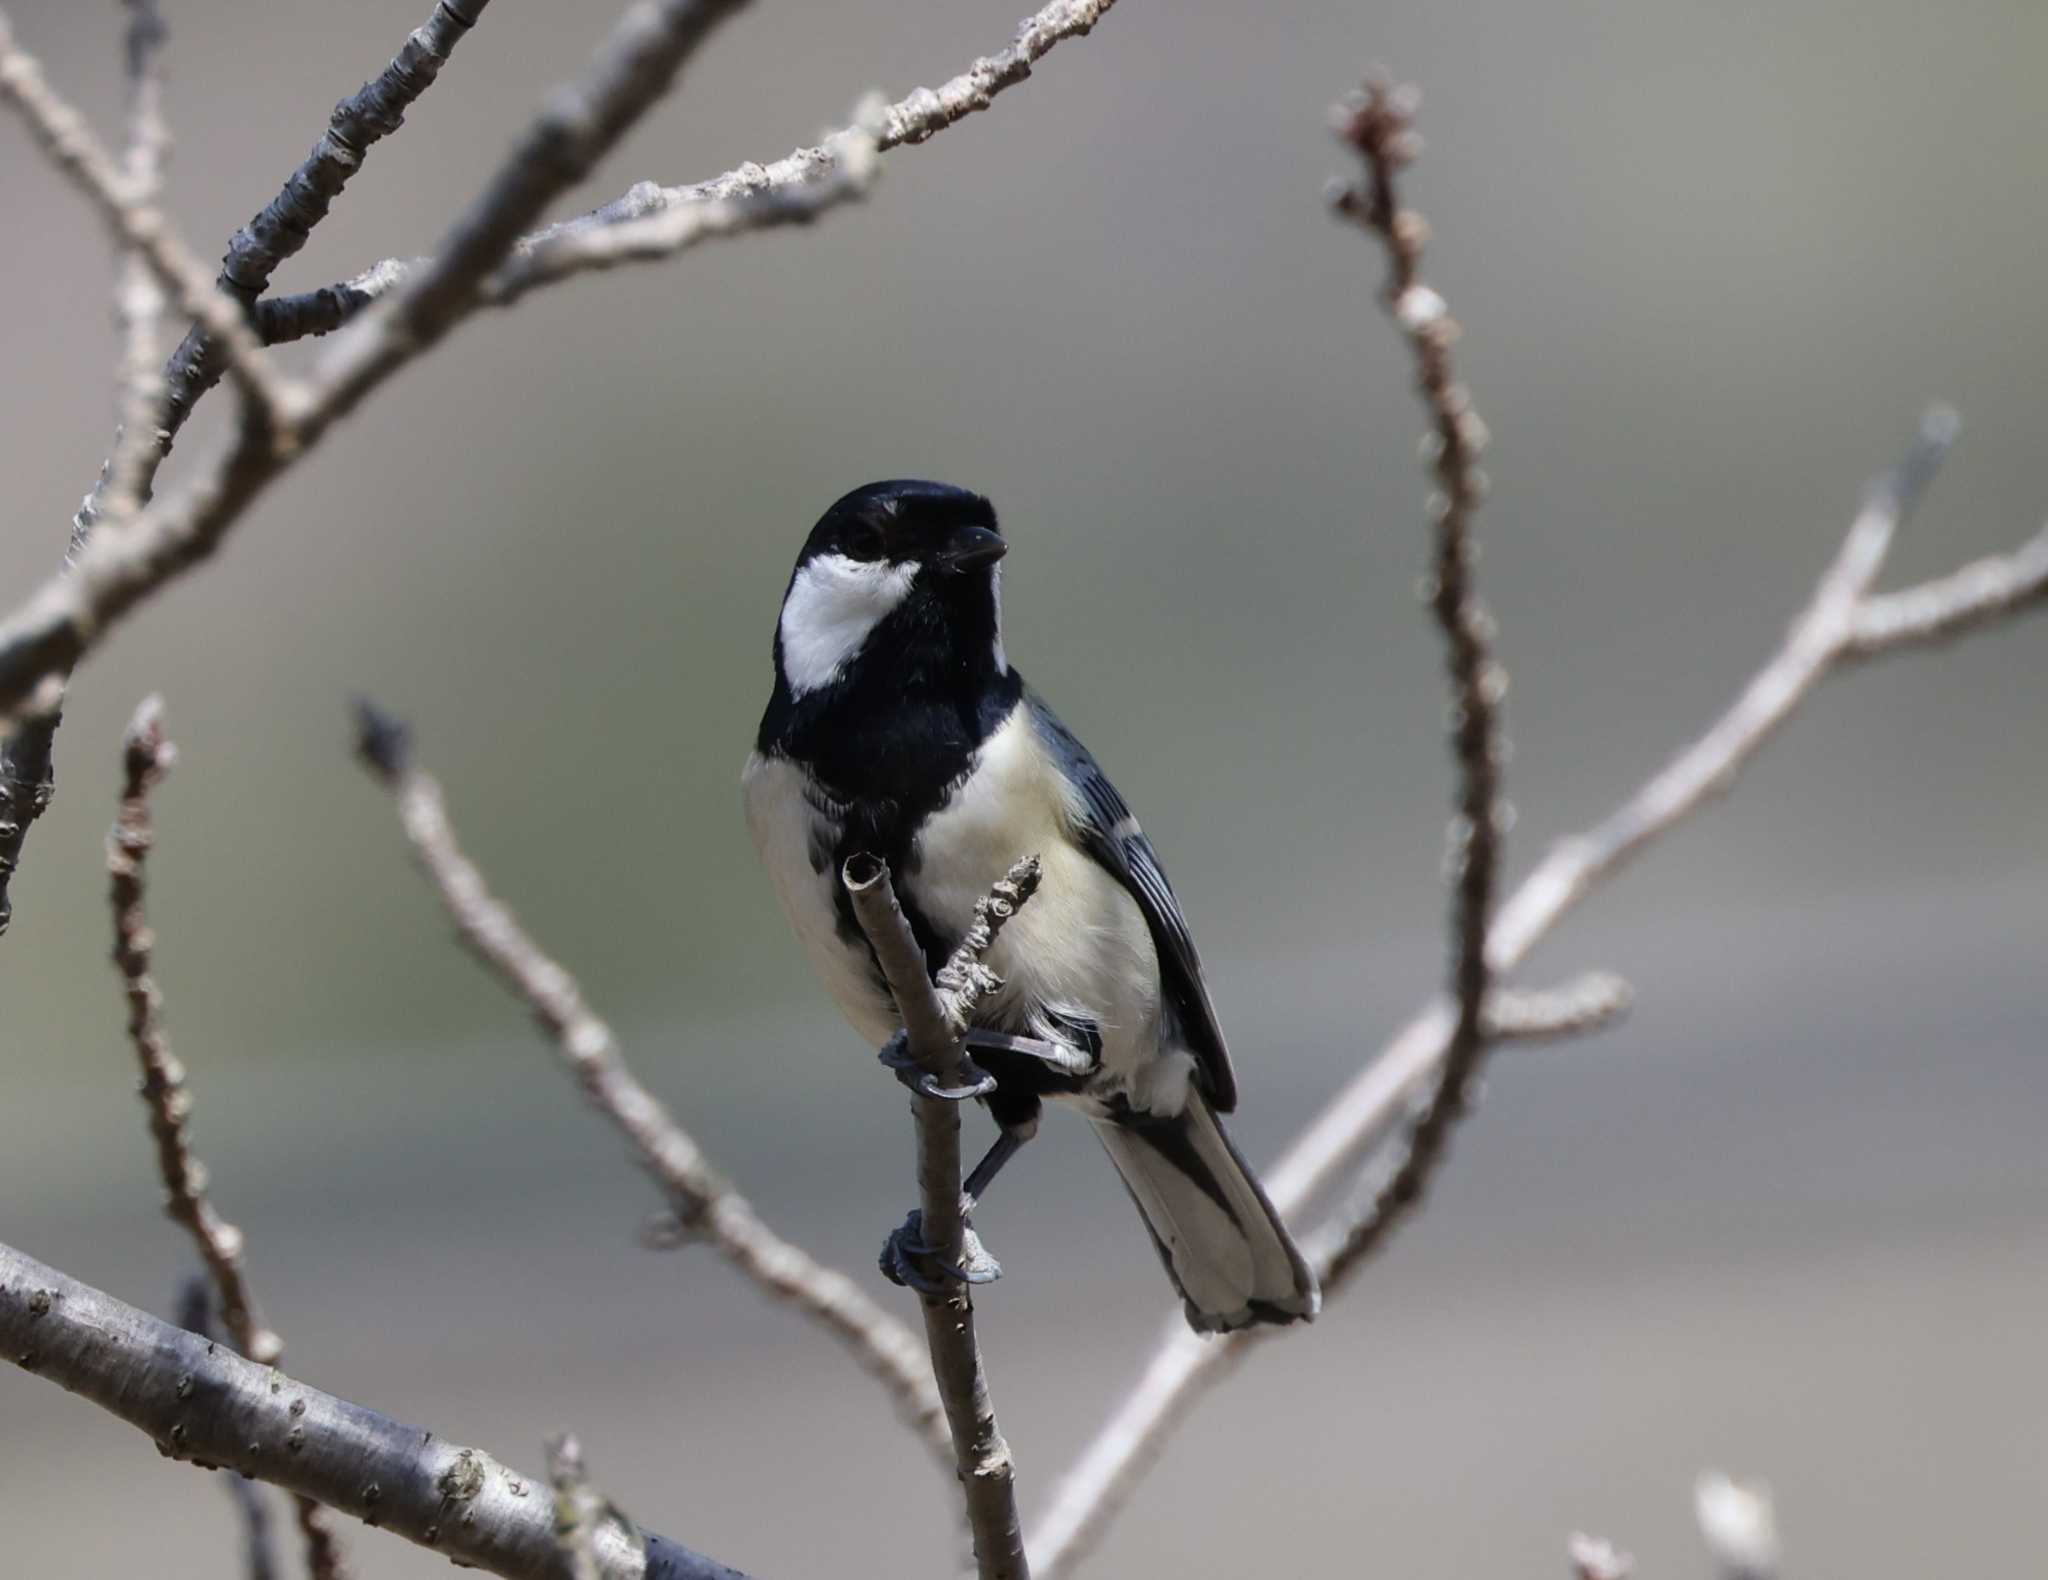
[3,1,2044,1574]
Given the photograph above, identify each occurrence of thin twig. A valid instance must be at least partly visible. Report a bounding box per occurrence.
[0,0,756,731]
[0,0,168,934]
[0,0,1124,938]
[0,12,294,427]
[1484,973,1633,1043]
[1026,77,2038,1570]
[1843,521,2048,657]
[842,854,1038,1580]
[1,1242,750,1580]
[311,0,757,419]
[109,699,280,1364]
[352,702,951,1467]
[255,0,1121,342]
[175,1276,282,1580]
[108,698,353,1580]
[97,0,174,537]
[126,0,494,528]
[1318,70,1508,1293]
[488,117,883,304]
[0,0,496,944]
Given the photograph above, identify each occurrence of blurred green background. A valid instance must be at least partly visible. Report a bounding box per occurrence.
[3,1,2044,1575]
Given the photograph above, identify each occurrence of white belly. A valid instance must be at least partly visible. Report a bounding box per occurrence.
[743,707,1185,1113]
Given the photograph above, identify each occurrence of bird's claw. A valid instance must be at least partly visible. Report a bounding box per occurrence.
[877,1030,998,1100]
[878,1209,1002,1292]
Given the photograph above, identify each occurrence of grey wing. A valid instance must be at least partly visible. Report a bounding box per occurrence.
[1024,691,1240,1112]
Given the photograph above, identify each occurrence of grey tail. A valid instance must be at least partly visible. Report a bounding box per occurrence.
[1092,1093,1320,1334]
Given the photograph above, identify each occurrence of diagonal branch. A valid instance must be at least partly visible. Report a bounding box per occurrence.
[1031,413,2002,1578]
[108,697,354,1580]
[0,1241,751,1580]
[352,702,952,1469]
[1026,61,2043,1565]
[843,854,1039,1580]
[0,0,756,728]
[111,0,494,535]
[0,0,1126,942]
[254,0,1121,343]
[0,11,295,427]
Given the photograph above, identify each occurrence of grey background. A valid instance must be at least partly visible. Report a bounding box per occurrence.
[2,1,2044,1575]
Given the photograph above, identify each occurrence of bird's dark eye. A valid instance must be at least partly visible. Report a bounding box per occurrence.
[844,522,887,561]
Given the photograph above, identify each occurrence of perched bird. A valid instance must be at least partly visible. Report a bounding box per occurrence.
[743,479,1319,1333]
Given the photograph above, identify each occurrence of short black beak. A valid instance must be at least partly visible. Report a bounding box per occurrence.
[937,524,1007,573]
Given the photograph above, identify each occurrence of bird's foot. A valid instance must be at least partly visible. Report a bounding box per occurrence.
[879,1209,1002,1292]
[965,1027,1097,1079]
[877,1029,998,1100]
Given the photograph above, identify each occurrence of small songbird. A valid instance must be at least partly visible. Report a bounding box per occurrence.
[743,480,1318,1333]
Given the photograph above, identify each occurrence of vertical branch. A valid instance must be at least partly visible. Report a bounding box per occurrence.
[96,0,173,538]
[109,698,280,1365]
[1319,71,1505,1284]
[0,0,167,936]
[843,854,1039,1580]
[108,697,351,1580]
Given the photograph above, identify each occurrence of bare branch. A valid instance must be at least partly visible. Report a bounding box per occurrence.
[0,12,295,427]
[0,0,1124,941]
[843,854,1038,1580]
[0,0,166,935]
[0,1242,751,1580]
[98,0,174,537]
[1028,66,2041,1564]
[0,0,754,732]
[109,698,280,1365]
[1843,521,2048,658]
[1485,407,1958,972]
[1318,70,1508,1292]
[262,0,1122,340]
[133,0,493,525]
[352,702,951,1467]
[1485,972,1633,1043]
[311,0,755,418]
[1031,406,1977,1580]
[108,697,354,1580]
[489,117,882,304]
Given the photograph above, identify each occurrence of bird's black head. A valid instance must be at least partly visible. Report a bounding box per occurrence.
[758,480,1020,780]
[798,479,1006,580]
[773,479,1009,698]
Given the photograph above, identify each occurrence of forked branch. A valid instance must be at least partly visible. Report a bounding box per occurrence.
[1027,74,2047,1574]
[844,855,1041,1580]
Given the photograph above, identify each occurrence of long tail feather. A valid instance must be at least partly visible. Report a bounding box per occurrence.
[1092,1095,1319,1333]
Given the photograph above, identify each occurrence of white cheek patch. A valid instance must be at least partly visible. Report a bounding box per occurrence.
[779,553,918,697]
